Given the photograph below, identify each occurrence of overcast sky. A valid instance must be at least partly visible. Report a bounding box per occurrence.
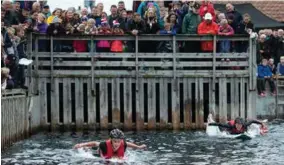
[47,0,134,14]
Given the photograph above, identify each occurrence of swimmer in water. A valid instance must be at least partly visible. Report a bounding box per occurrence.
[73,129,147,159]
[209,117,267,135]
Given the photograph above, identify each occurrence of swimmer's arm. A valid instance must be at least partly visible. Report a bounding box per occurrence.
[126,142,147,149]
[209,123,233,129]
[73,141,100,149]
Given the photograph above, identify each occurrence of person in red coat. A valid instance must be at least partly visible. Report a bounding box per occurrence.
[197,13,218,52]
[199,0,215,21]
[111,20,124,52]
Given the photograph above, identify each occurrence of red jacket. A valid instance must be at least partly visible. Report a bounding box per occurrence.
[73,40,87,52]
[198,21,218,51]
[199,2,216,21]
[102,140,125,159]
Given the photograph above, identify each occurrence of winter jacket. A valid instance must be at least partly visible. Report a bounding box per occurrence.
[108,15,119,28]
[277,63,284,75]
[198,21,218,51]
[37,22,48,34]
[16,39,27,59]
[145,22,160,34]
[218,24,234,35]
[182,11,201,34]
[257,64,272,78]
[46,23,66,36]
[127,19,146,35]
[73,40,87,52]
[118,17,129,32]
[226,10,243,30]
[199,2,215,21]
[235,21,254,34]
[4,10,19,26]
[87,14,101,26]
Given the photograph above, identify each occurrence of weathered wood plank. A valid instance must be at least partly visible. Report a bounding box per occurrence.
[218,78,227,122]
[37,52,248,59]
[51,78,59,130]
[124,78,132,130]
[39,61,249,67]
[36,70,250,78]
[87,78,96,128]
[240,78,245,118]
[112,78,120,127]
[183,78,190,129]
[172,79,180,130]
[198,78,205,129]
[230,78,236,120]
[235,79,240,118]
[75,78,84,129]
[63,78,71,127]
[100,78,108,129]
[137,78,144,130]
[148,79,156,129]
[39,78,47,125]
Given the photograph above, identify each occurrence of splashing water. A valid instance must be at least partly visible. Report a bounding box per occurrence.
[2,120,284,165]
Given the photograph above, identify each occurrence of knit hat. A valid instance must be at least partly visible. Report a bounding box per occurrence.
[101,18,108,24]
[113,20,120,27]
[52,16,60,23]
[81,16,88,22]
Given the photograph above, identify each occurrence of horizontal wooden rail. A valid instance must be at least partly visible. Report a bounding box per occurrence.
[34,33,250,41]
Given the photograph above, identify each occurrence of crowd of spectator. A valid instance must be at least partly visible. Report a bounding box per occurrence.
[1,0,284,93]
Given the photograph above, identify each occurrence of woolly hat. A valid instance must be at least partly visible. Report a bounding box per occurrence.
[101,18,108,24]
[81,16,88,22]
[113,20,120,27]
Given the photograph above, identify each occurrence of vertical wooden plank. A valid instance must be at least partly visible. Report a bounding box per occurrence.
[148,79,156,129]
[51,78,59,130]
[112,78,120,127]
[247,83,256,119]
[198,78,204,128]
[100,78,108,129]
[234,79,240,117]
[183,78,190,129]
[240,78,245,118]
[222,78,227,122]
[159,78,166,129]
[172,78,180,130]
[137,78,144,130]
[40,78,47,126]
[210,78,216,121]
[124,78,132,130]
[219,78,227,122]
[88,78,96,128]
[63,78,71,127]
[76,78,84,129]
[194,78,199,127]
[230,78,236,120]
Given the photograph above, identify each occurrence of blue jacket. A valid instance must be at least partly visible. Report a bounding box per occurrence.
[258,64,272,78]
[160,29,176,35]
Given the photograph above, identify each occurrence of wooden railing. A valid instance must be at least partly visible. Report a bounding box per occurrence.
[1,89,29,150]
[25,34,257,130]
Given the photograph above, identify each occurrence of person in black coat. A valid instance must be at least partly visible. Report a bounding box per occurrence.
[235,13,254,53]
[143,8,160,52]
[127,13,146,52]
[46,16,66,52]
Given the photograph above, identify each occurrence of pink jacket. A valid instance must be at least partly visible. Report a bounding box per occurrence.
[218,24,234,35]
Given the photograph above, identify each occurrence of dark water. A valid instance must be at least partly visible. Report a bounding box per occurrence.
[2,120,284,165]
